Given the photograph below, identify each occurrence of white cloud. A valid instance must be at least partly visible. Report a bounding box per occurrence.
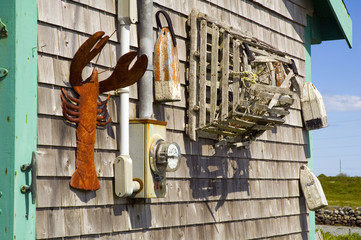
[323,95,361,112]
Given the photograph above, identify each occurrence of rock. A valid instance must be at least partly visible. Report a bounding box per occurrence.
[315,207,361,227]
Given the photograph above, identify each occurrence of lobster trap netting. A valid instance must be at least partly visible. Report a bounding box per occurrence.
[187,9,300,147]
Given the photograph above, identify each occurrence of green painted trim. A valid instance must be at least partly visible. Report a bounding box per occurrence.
[327,0,352,48]
[305,15,316,240]
[313,0,352,48]
[308,132,316,239]
[0,0,37,239]
[309,15,322,45]
[306,2,352,237]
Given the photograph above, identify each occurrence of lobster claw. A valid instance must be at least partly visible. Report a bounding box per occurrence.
[99,51,148,93]
[69,31,109,93]
[69,31,148,94]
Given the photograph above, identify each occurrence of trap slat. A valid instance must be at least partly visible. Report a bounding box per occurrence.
[197,12,287,57]
[217,124,247,134]
[221,32,230,121]
[228,118,255,128]
[199,19,208,127]
[232,39,241,112]
[210,23,219,123]
[188,10,198,141]
[251,83,294,95]
[233,112,285,125]
[199,127,235,137]
[267,62,276,86]
[268,70,295,109]
[248,46,293,64]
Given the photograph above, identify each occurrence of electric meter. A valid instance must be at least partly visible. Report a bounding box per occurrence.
[150,140,181,174]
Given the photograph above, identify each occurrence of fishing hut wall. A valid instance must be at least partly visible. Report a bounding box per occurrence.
[36,0,311,239]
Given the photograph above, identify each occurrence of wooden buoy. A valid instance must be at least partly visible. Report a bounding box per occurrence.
[154,10,181,102]
[299,165,328,210]
[301,82,328,130]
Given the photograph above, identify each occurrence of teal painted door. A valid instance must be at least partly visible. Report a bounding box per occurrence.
[0,0,37,239]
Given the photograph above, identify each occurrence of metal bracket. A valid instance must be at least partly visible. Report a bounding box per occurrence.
[20,152,37,204]
[0,68,8,78]
[0,18,8,38]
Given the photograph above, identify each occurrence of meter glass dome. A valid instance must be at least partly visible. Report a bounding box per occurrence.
[165,143,181,172]
[151,140,181,174]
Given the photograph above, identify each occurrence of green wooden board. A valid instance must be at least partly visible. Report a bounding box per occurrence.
[0,0,37,239]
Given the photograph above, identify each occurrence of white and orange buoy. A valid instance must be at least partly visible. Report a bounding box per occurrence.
[154,10,181,102]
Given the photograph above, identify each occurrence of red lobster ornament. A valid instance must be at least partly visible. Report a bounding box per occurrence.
[61,31,147,191]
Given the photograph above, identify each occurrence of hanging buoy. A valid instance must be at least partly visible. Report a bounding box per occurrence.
[301,82,328,130]
[154,10,181,102]
[299,165,328,210]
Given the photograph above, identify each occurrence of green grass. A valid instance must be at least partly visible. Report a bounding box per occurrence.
[318,174,361,208]
[319,230,361,240]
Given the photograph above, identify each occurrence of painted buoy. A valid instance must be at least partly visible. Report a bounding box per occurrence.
[301,82,328,130]
[299,164,328,210]
[154,10,181,102]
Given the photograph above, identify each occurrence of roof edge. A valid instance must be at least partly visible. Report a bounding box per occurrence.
[327,0,352,48]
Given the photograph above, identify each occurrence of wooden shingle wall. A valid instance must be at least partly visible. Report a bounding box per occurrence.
[36,0,311,239]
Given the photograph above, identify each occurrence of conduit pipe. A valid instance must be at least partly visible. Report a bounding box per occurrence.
[118,24,131,157]
[115,0,140,197]
[137,0,154,119]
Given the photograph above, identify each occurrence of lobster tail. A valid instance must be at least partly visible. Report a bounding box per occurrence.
[70,169,99,191]
[70,138,100,191]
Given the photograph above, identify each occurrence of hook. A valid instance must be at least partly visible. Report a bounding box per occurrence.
[155,10,177,47]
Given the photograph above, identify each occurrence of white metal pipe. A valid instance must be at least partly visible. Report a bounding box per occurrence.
[118,87,129,156]
[115,20,137,197]
[132,181,141,193]
[119,24,130,54]
[118,24,130,156]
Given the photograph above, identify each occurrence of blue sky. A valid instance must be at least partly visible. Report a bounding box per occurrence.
[312,0,361,176]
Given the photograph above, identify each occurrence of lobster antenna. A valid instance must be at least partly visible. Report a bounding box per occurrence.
[98,68,112,75]
[109,29,117,39]
[93,30,117,72]
[93,54,101,72]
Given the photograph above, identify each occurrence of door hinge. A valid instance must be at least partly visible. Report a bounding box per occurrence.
[20,152,37,204]
[0,68,8,78]
[0,18,8,38]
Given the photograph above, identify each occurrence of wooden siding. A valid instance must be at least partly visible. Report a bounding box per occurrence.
[37,0,310,239]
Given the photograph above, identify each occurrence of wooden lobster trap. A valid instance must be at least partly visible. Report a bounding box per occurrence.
[187,9,300,147]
